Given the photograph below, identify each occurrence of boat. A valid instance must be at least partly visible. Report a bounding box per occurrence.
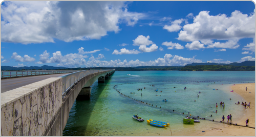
[132,115,144,122]
[192,117,200,123]
[147,119,169,128]
[183,117,194,124]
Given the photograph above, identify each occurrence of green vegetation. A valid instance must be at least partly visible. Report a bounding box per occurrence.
[180,65,255,71]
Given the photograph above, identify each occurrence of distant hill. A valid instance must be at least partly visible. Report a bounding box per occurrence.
[186,61,255,66]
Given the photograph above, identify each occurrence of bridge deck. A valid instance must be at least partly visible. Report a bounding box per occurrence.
[1,73,68,93]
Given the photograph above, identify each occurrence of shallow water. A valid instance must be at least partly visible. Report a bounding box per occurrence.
[63,71,255,136]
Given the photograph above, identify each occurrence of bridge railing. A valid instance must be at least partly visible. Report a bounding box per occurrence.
[61,70,112,97]
[1,70,79,78]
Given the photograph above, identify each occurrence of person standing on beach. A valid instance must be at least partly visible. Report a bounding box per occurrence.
[229,114,232,122]
[246,87,247,91]
[246,119,249,126]
[227,115,230,122]
[222,115,225,122]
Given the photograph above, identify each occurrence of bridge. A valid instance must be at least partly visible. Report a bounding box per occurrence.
[1,69,115,136]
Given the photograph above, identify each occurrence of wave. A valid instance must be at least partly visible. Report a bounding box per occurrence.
[127,74,140,77]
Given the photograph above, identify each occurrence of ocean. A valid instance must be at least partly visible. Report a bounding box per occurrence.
[63,71,255,136]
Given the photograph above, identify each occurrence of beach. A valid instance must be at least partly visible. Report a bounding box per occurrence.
[186,83,255,136]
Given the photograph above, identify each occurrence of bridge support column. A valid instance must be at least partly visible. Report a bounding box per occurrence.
[98,76,105,83]
[77,87,91,100]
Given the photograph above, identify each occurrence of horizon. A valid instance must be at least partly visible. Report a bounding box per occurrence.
[1,1,255,68]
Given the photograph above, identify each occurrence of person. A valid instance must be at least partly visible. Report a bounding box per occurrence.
[227,115,230,122]
[210,114,212,117]
[247,102,250,108]
[220,102,222,105]
[141,93,142,96]
[222,103,224,108]
[246,87,247,91]
[184,87,186,90]
[230,98,231,100]
[197,94,199,97]
[222,115,225,122]
[216,103,218,108]
[242,102,244,105]
[238,101,240,104]
[229,114,232,122]
[246,119,249,126]
[244,102,247,108]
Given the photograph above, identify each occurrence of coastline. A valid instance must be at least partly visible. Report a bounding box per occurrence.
[190,83,255,136]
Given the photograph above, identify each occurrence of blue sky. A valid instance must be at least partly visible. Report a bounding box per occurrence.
[1,1,255,67]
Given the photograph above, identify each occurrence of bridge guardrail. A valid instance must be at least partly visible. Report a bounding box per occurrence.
[61,69,112,97]
[1,70,79,78]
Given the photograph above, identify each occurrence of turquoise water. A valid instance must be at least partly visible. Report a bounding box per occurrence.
[63,71,255,136]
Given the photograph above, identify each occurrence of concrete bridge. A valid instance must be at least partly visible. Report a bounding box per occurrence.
[1,69,115,136]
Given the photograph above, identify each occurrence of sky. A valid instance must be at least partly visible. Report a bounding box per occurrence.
[1,1,255,68]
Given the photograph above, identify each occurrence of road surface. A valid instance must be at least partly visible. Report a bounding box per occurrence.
[1,74,68,93]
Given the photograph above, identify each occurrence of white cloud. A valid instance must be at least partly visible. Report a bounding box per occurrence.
[159,47,164,51]
[239,56,255,62]
[186,13,194,18]
[178,10,255,42]
[139,44,158,52]
[133,35,153,46]
[242,42,255,52]
[1,1,146,44]
[14,63,25,67]
[119,43,128,46]
[160,17,172,21]
[78,47,100,54]
[185,41,205,50]
[133,35,158,52]
[162,41,184,49]
[207,59,231,64]
[97,54,105,59]
[112,48,140,55]
[11,52,35,62]
[1,56,7,63]
[214,49,226,52]
[37,49,88,67]
[163,19,184,32]
[149,22,153,26]
[242,51,249,54]
[104,48,110,51]
[207,39,239,49]
[1,55,4,59]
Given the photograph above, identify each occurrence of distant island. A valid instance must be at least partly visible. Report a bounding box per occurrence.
[1,61,255,71]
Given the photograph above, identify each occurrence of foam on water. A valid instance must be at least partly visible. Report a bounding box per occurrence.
[63,71,254,136]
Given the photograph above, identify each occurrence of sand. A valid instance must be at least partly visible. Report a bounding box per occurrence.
[188,83,255,136]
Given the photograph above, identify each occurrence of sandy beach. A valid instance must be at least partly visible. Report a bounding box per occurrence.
[189,83,255,136]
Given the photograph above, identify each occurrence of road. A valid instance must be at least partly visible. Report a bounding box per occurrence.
[1,74,68,93]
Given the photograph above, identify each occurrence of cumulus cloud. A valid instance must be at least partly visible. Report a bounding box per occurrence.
[11,52,35,62]
[163,19,184,32]
[207,39,240,49]
[185,41,205,50]
[133,35,158,52]
[139,44,158,52]
[97,54,105,59]
[1,56,7,63]
[178,10,255,42]
[133,35,153,46]
[78,47,100,54]
[37,49,88,67]
[112,48,140,55]
[1,1,146,44]
[242,42,255,52]
[162,41,184,49]
[239,56,255,62]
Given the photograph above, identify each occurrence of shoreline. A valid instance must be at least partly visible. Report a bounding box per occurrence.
[190,83,255,136]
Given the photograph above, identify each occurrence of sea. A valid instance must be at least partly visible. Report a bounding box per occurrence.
[63,71,255,136]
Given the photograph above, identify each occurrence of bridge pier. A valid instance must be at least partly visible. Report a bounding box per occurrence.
[98,76,105,83]
[77,87,91,100]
